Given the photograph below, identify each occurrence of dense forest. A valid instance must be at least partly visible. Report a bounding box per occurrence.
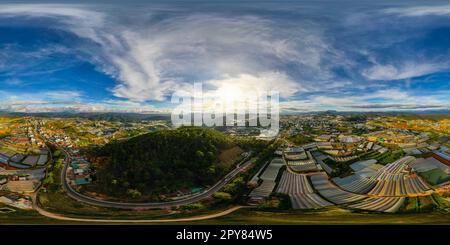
[92,127,242,198]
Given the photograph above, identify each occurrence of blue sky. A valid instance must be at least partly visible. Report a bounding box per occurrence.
[0,0,449,113]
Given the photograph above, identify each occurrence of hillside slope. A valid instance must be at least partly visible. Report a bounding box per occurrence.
[94,127,237,197]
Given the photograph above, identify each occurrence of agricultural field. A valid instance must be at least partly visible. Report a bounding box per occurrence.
[419,168,450,185]
[348,197,405,213]
[276,171,332,209]
[368,157,432,196]
[360,150,405,165]
[400,194,450,213]
[310,173,366,204]
[332,174,377,194]
[191,207,450,225]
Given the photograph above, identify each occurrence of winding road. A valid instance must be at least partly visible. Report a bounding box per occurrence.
[30,145,251,222]
[32,194,244,223]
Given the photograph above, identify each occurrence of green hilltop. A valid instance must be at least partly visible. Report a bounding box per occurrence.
[93,127,238,198]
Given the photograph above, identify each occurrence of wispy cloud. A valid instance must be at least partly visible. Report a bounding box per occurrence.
[0,98,165,114]
[0,90,83,103]
[0,4,336,102]
[362,62,447,80]
[385,4,450,17]
[347,104,447,110]
[0,3,448,113]
[281,89,449,112]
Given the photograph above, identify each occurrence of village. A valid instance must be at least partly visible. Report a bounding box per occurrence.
[248,114,450,212]
[0,113,449,218]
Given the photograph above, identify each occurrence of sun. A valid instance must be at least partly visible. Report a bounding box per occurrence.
[217,84,244,104]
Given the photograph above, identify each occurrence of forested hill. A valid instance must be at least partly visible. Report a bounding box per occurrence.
[93,127,237,198]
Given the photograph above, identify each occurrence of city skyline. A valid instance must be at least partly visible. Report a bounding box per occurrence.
[0,1,449,113]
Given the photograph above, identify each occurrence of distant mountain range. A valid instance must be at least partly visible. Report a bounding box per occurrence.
[281,109,450,116]
[0,109,448,121]
[0,111,171,122]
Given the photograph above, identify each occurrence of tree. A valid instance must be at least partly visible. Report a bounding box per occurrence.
[95,127,235,197]
[43,172,54,185]
[53,150,61,157]
[126,188,142,199]
[181,203,204,210]
[212,191,232,200]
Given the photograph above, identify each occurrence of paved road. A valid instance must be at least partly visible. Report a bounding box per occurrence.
[59,147,253,209]
[32,193,244,223]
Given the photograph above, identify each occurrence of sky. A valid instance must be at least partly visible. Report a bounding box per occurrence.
[0,0,449,113]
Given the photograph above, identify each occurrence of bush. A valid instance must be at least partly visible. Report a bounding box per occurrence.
[213,191,232,200]
[258,194,291,210]
[181,203,205,210]
[222,176,245,194]
[43,172,55,185]
[53,150,61,157]
[126,189,142,199]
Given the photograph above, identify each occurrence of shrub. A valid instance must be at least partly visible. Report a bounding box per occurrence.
[213,191,232,200]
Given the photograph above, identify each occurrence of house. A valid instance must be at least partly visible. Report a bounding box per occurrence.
[74,177,91,185]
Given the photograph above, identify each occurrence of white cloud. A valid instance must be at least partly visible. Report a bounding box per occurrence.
[204,72,303,98]
[0,96,165,114]
[280,88,450,112]
[0,4,331,102]
[0,90,83,103]
[362,62,446,80]
[0,3,447,114]
[103,15,325,101]
[385,4,450,17]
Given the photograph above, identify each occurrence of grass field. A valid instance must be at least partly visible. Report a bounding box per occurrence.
[38,191,182,220]
[402,197,419,213]
[0,204,69,224]
[1,205,449,224]
[400,195,450,213]
[184,207,450,225]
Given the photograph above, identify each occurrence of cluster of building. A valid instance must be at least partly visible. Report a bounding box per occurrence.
[247,114,449,212]
[66,158,92,186]
[0,148,49,169]
[37,117,170,148]
[0,119,49,170]
[0,118,49,210]
[379,117,450,134]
